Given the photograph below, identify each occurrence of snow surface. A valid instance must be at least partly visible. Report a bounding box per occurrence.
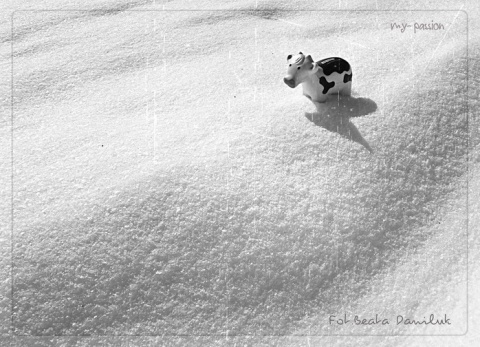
[0,0,479,346]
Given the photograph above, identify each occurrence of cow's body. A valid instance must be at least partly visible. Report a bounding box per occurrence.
[284,53,352,103]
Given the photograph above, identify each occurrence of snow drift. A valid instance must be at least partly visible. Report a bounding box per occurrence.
[1,1,475,342]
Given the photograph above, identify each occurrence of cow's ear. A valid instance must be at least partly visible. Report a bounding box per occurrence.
[306,55,313,62]
[299,51,303,55]
[287,54,292,60]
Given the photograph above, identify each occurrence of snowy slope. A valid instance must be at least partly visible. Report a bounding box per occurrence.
[1,0,479,345]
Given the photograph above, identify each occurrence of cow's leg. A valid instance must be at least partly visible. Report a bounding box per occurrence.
[340,82,352,96]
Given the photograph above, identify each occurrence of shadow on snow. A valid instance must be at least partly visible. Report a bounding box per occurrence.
[304,96,377,153]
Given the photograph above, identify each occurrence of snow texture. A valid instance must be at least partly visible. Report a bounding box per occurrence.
[0,0,479,346]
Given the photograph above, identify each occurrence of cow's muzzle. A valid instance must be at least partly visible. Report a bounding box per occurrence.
[283,76,295,88]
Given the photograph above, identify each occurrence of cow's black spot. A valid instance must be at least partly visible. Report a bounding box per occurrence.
[287,54,292,60]
[319,77,335,94]
[317,57,351,76]
[343,73,352,83]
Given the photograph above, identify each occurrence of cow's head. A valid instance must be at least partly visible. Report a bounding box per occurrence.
[283,52,318,88]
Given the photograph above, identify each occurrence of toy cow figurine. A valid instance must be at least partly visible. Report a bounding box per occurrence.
[283,52,353,103]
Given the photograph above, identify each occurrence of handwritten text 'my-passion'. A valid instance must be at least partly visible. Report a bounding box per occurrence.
[391,21,445,33]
